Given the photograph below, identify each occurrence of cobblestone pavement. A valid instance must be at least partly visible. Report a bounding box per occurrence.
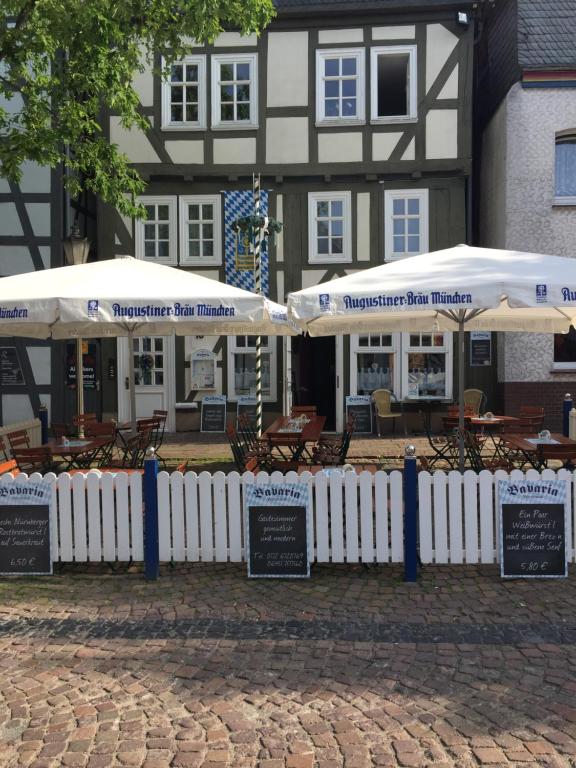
[1,564,576,768]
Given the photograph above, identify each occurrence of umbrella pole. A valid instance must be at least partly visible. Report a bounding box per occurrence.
[458,317,465,472]
[76,337,85,438]
[127,329,137,432]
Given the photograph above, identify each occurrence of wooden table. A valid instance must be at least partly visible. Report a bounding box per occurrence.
[469,415,520,428]
[45,438,108,470]
[264,415,326,460]
[501,432,576,469]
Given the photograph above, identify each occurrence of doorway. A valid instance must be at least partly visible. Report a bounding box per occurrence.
[64,340,102,422]
[291,336,337,431]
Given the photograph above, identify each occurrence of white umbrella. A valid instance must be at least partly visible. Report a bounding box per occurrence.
[0,256,297,428]
[288,244,576,468]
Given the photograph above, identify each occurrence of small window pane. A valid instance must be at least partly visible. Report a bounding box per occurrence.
[201,204,213,218]
[359,335,369,346]
[237,103,251,120]
[185,64,198,81]
[144,224,155,239]
[421,335,432,347]
[171,105,183,122]
[325,80,339,97]
[157,224,169,240]
[409,335,420,347]
[221,103,234,121]
[171,64,183,82]
[143,338,152,352]
[171,86,183,103]
[157,206,169,220]
[317,238,329,254]
[189,223,200,239]
[393,236,404,252]
[189,241,200,257]
[317,221,329,237]
[342,58,356,76]
[325,59,339,76]
[155,372,164,386]
[332,237,343,254]
[236,63,250,80]
[407,198,420,215]
[145,205,155,219]
[393,219,405,235]
[221,85,234,102]
[144,242,155,259]
[407,236,420,252]
[342,79,356,97]
[392,199,405,215]
[342,99,356,116]
[220,64,234,80]
[331,200,343,217]
[154,339,163,351]
[317,201,329,217]
[237,84,250,101]
[325,99,339,117]
[188,204,200,220]
[407,218,420,234]
[202,223,213,239]
[204,241,214,257]
[158,241,169,258]
[185,105,198,122]
[331,219,343,237]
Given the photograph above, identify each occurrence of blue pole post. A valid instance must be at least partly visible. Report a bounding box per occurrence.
[403,445,418,583]
[143,447,160,581]
[563,393,572,438]
[38,404,48,445]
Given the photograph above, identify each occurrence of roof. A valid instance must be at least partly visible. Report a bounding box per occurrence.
[518,0,576,68]
[274,0,473,12]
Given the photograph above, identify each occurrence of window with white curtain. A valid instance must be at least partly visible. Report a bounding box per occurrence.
[227,335,277,401]
[555,131,576,204]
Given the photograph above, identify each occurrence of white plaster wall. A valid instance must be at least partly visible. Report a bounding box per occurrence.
[319,29,363,44]
[426,24,458,94]
[266,118,309,164]
[481,84,576,383]
[318,133,362,163]
[426,110,458,159]
[267,32,308,107]
[372,26,415,40]
[372,132,403,161]
[109,117,160,163]
[165,140,204,164]
[213,138,256,165]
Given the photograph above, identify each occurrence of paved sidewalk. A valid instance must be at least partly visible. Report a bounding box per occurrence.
[1,564,576,767]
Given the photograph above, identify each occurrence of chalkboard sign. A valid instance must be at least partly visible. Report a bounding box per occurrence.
[470,331,491,367]
[237,396,257,428]
[0,346,24,385]
[0,479,52,576]
[499,479,567,578]
[346,395,372,434]
[245,483,310,578]
[201,395,226,433]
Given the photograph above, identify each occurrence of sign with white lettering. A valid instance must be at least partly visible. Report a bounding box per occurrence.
[245,483,310,578]
[345,395,372,434]
[0,346,24,385]
[499,479,567,578]
[470,331,491,367]
[237,396,257,428]
[200,395,226,433]
[0,479,52,575]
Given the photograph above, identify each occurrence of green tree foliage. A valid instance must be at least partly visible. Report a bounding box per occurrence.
[0,0,274,215]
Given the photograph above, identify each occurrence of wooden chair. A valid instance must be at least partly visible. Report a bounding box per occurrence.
[7,429,30,453]
[84,421,118,467]
[421,417,459,471]
[537,443,576,470]
[137,417,165,465]
[102,427,152,469]
[237,412,259,451]
[455,428,514,472]
[519,406,545,433]
[372,389,404,435]
[226,422,248,472]
[152,409,168,452]
[0,436,8,461]
[12,447,54,474]
[290,405,317,417]
[51,422,71,440]
[312,416,356,466]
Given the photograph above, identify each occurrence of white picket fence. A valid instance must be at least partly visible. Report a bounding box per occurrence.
[2,468,576,565]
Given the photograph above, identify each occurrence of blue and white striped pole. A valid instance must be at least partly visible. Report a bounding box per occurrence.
[253,174,263,437]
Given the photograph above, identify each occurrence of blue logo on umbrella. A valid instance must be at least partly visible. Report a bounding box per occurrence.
[319,294,330,311]
[536,284,547,303]
[87,300,99,317]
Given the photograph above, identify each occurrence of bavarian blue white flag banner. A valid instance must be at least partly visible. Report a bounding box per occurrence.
[287,244,576,336]
[224,190,269,296]
[0,256,294,339]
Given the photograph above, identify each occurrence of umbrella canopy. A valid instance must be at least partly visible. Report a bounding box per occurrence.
[288,245,576,334]
[288,244,576,469]
[0,256,296,430]
[0,255,296,338]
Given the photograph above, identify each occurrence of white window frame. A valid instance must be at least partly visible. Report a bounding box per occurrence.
[161,55,207,131]
[350,333,401,397]
[316,48,365,126]
[135,196,178,265]
[384,188,429,261]
[179,195,222,266]
[308,191,352,264]
[370,44,417,124]
[554,131,576,205]
[227,335,277,402]
[401,331,453,401]
[211,53,258,130]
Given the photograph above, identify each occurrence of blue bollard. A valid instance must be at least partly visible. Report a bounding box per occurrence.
[38,404,48,445]
[563,393,573,438]
[143,447,160,581]
[403,445,418,583]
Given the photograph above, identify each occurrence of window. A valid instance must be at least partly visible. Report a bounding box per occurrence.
[161,56,206,130]
[553,326,576,369]
[316,48,365,125]
[308,191,352,263]
[402,332,452,400]
[384,189,428,260]
[179,195,222,266]
[351,334,398,396]
[133,337,164,386]
[211,53,258,129]
[555,131,576,204]
[370,45,417,123]
[135,197,177,265]
[228,335,277,401]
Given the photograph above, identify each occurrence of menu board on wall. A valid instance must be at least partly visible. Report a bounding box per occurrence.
[0,346,24,385]
[245,483,310,578]
[200,395,226,433]
[0,479,53,576]
[237,396,257,428]
[470,331,491,367]
[499,479,567,578]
